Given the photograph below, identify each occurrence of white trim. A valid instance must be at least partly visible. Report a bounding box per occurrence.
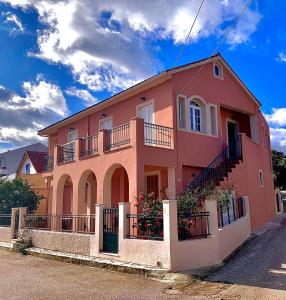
[136,99,155,123]
[99,116,113,130]
[144,171,161,196]
[209,104,218,137]
[213,61,224,80]
[68,129,78,142]
[176,94,187,129]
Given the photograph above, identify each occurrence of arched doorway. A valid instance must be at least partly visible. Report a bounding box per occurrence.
[56,174,73,231]
[78,170,97,215]
[103,164,129,207]
[102,164,129,254]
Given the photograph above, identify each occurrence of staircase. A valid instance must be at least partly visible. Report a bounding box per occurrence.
[185,134,243,196]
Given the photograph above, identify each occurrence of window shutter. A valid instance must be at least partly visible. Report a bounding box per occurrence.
[178,97,186,129]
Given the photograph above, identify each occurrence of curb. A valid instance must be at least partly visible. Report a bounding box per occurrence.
[26,247,168,279]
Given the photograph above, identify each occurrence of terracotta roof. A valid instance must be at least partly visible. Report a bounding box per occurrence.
[26,151,48,173]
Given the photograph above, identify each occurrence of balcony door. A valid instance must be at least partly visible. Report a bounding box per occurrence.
[67,130,78,161]
[138,103,154,144]
[138,103,154,124]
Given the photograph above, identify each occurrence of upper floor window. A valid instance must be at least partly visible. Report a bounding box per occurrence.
[99,117,113,130]
[190,100,201,132]
[213,62,223,79]
[25,163,31,174]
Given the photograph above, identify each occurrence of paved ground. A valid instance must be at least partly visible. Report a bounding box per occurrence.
[207,214,286,299]
[0,250,188,300]
[1,214,286,299]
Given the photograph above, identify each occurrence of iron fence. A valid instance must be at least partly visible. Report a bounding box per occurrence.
[177,211,210,241]
[0,214,11,227]
[80,134,98,158]
[105,123,130,151]
[218,196,245,228]
[57,142,75,164]
[144,122,173,148]
[186,134,243,195]
[44,155,54,172]
[24,214,96,234]
[127,214,164,240]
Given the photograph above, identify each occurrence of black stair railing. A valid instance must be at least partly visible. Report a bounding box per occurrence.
[186,134,243,195]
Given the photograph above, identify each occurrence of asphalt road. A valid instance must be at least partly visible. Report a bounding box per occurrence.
[1,215,286,299]
[208,214,286,299]
[0,250,188,300]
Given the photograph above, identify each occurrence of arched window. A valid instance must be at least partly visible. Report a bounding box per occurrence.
[190,100,201,132]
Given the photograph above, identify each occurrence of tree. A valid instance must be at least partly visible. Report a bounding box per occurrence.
[0,178,42,214]
[272,150,286,190]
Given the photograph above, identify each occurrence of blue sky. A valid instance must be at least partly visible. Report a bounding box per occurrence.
[0,0,285,153]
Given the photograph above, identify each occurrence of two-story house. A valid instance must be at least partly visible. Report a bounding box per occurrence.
[31,54,276,269]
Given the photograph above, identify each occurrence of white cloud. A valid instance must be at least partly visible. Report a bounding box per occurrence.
[65,87,98,107]
[3,11,24,33]
[0,77,67,151]
[269,128,286,153]
[1,0,261,93]
[276,52,286,63]
[265,108,286,127]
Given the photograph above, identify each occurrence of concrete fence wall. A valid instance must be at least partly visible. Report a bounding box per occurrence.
[28,230,92,256]
[0,227,12,243]
[1,197,251,271]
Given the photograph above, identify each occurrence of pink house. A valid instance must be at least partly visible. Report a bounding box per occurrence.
[31,54,276,270]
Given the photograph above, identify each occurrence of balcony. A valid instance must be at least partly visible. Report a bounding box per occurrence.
[50,118,173,168]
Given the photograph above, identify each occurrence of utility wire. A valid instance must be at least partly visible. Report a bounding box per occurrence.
[176,0,253,95]
[172,0,205,69]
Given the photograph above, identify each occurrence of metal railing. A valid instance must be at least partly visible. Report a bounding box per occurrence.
[57,142,75,164]
[80,134,98,158]
[177,211,210,241]
[0,214,11,227]
[44,155,54,172]
[105,123,130,151]
[144,122,173,148]
[218,197,245,228]
[24,214,96,234]
[127,214,164,240]
[186,134,243,195]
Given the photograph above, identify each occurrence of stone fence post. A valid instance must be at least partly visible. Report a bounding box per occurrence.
[18,207,28,230]
[91,203,107,256]
[163,200,178,270]
[118,202,130,253]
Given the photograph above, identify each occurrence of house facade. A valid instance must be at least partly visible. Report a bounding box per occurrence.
[16,151,49,215]
[13,53,276,270]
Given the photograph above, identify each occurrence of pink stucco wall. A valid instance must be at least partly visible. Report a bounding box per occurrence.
[44,57,276,232]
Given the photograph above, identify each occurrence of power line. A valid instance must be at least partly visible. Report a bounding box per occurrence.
[176,0,253,95]
[172,0,205,68]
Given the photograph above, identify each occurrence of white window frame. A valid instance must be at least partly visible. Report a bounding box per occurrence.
[136,99,155,124]
[99,116,113,130]
[176,94,218,138]
[213,62,224,80]
[189,100,202,132]
[68,129,78,143]
[209,104,218,137]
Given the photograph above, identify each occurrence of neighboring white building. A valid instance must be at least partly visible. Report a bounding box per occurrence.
[0,143,47,180]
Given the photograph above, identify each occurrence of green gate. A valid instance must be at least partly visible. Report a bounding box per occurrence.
[103,208,119,253]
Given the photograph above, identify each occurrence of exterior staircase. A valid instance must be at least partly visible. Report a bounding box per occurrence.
[185,134,243,196]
